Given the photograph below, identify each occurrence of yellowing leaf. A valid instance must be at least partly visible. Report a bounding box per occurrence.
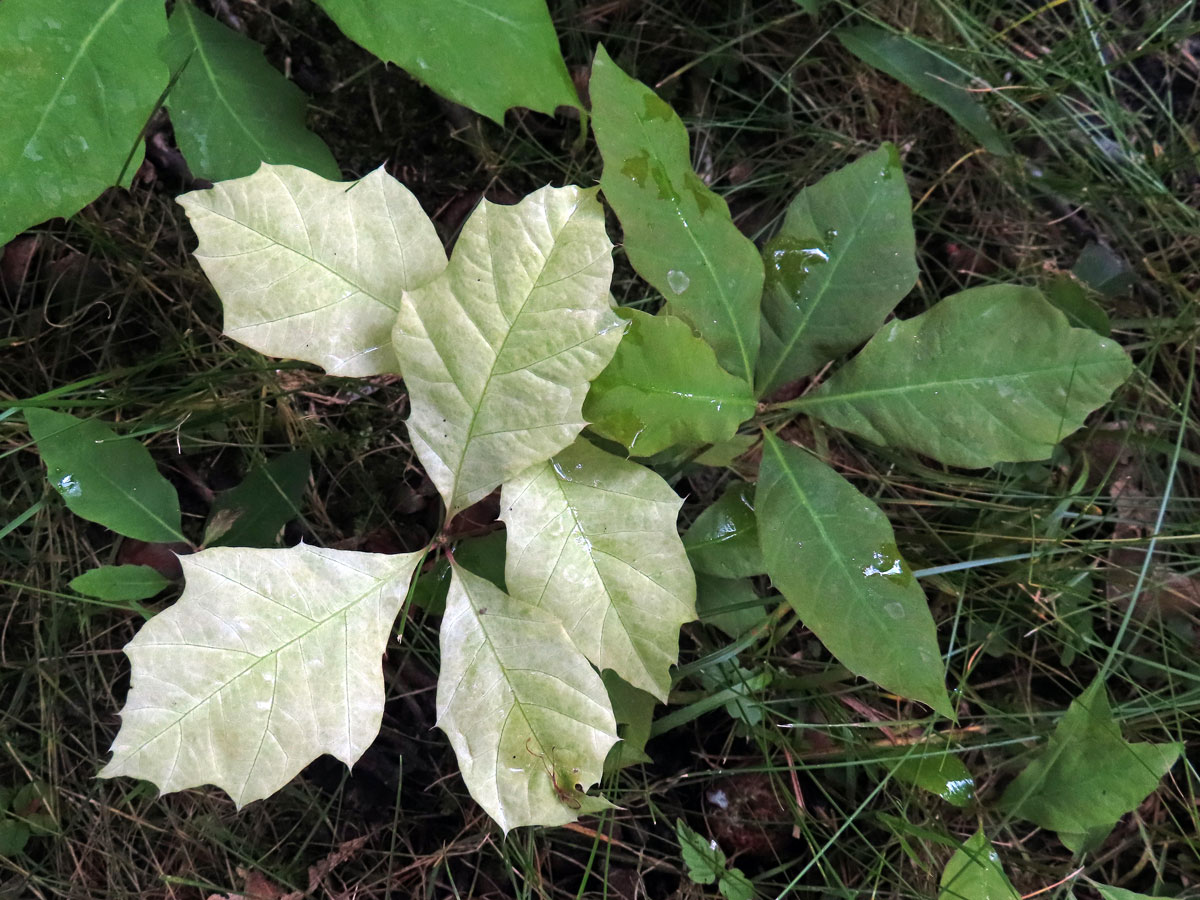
[501,440,696,700]
[394,185,623,518]
[100,544,422,806]
[436,564,618,832]
[180,164,446,376]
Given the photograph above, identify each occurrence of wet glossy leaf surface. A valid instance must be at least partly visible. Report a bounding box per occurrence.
[584,310,755,456]
[27,409,184,544]
[501,439,695,700]
[162,2,339,182]
[204,449,310,548]
[938,830,1019,900]
[1000,678,1182,853]
[68,565,171,602]
[394,186,622,518]
[805,285,1133,468]
[313,0,578,122]
[684,482,765,579]
[436,564,618,832]
[100,545,423,806]
[757,434,951,715]
[590,45,763,381]
[0,0,167,245]
[837,26,1010,156]
[883,747,974,807]
[181,164,446,376]
[757,144,917,396]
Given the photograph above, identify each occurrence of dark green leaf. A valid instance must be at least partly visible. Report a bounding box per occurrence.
[836,26,1010,156]
[602,670,655,772]
[756,144,917,396]
[590,45,763,381]
[411,532,507,616]
[803,285,1133,468]
[684,482,764,579]
[312,0,578,123]
[1073,241,1135,297]
[162,2,339,181]
[694,434,756,468]
[938,830,1019,900]
[584,310,755,456]
[204,450,310,548]
[0,819,29,857]
[1000,678,1182,853]
[69,565,171,602]
[696,575,768,638]
[757,434,951,715]
[0,0,169,245]
[1044,275,1110,336]
[26,409,184,543]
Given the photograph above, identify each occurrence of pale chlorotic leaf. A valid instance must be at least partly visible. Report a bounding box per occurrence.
[1000,678,1182,854]
[590,45,763,382]
[161,2,339,182]
[803,285,1134,468]
[312,0,579,123]
[436,564,618,832]
[756,144,917,396]
[584,310,755,457]
[500,439,695,700]
[180,164,446,376]
[938,830,1019,900]
[757,434,952,716]
[883,746,975,807]
[26,409,184,544]
[0,0,168,245]
[99,544,423,806]
[683,482,765,579]
[836,26,1010,156]
[394,185,623,519]
[205,449,310,548]
[69,565,171,602]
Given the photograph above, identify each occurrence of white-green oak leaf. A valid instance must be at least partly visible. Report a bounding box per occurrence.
[100,544,422,807]
[394,185,623,519]
[436,564,619,832]
[180,163,445,376]
[501,439,696,700]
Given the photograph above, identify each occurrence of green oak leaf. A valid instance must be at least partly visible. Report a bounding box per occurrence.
[1000,678,1182,854]
[584,310,755,456]
[180,164,446,376]
[802,285,1133,467]
[0,0,168,246]
[312,0,579,123]
[683,481,765,579]
[837,26,1010,156]
[26,409,184,544]
[938,830,1019,900]
[602,670,655,771]
[590,45,763,381]
[100,544,423,807]
[161,2,339,182]
[757,434,951,715]
[500,439,695,700]
[756,144,917,396]
[436,564,618,832]
[69,565,171,602]
[204,449,310,548]
[394,185,623,519]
